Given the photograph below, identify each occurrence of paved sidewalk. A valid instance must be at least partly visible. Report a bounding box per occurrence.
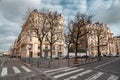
[20,57,108,69]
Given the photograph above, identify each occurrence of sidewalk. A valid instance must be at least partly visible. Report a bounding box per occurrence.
[20,57,108,69]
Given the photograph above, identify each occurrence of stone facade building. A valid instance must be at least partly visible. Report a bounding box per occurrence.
[85,23,114,57]
[113,36,120,55]
[12,9,65,58]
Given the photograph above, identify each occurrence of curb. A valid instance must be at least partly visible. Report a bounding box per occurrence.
[73,58,109,67]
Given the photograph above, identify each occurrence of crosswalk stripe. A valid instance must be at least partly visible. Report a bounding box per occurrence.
[85,72,103,80]
[21,66,31,72]
[12,67,21,73]
[1,67,7,76]
[107,75,119,80]
[63,67,77,71]
[64,70,92,80]
[44,67,69,73]
[53,68,84,78]
[48,67,77,75]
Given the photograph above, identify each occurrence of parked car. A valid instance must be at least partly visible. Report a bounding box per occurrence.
[81,55,89,58]
[0,54,3,57]
[69,56,74,59]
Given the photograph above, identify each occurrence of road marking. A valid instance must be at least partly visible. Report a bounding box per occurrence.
[85,72,103,80]
[95,59,119,69]
[21,66,31,72]
[53,68,84,78]
[44,67,69,73]
[1,67,7,76]
[13,67,21,73]
[107,75,119,80]
[1,60,4,67]
[64,70,92,80]
[48,67,77,75]
[63,67,77,71]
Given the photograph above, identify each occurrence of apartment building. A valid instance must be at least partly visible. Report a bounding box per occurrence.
[113,36,120,55]
[12,9,64,58]
[85,23,114,56]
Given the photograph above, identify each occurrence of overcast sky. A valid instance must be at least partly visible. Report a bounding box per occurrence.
[0,0,120,51]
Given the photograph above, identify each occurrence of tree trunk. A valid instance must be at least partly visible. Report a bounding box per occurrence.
[97,35,101,60]
[50,44,53,59]
[39,41,43,58]
[67,44,70,59]
[74,43,78,64]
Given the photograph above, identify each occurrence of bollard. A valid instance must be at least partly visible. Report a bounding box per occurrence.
[48,60,50,68]
[37,61,39,67]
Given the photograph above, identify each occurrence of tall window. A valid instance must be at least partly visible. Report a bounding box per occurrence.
[38,46,40,50]
[59,45,62,50]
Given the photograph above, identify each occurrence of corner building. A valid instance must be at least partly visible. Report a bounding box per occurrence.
[13,9,65,58]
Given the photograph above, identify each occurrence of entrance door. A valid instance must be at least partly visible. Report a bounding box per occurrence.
[29,51,33,57]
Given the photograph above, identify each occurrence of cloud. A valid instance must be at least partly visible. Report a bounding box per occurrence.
[0,0,41,51]
[87,0,120,35]
[0,0,120,51]
[0,0,41,22]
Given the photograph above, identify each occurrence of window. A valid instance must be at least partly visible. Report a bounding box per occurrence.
[38,46,40,50]
[59,45,62,50]
[37,52,40,56]
[45,45,48,49]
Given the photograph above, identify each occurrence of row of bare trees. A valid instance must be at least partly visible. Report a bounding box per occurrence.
[29,9,62,59]
[27,9,110,63]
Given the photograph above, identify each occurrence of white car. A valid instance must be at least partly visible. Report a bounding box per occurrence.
[0,54,3,57]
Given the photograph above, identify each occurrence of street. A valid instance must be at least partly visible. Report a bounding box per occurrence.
[0,57,52,80]
[0,57,120,80]
[43,57,120,80]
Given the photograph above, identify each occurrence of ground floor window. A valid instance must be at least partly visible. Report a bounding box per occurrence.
[58,52,62,57]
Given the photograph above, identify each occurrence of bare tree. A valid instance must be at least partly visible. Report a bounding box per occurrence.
[29,9,50,58]
[64,19,73,59]
[94,22,109,60]
[70,13,92,64]
[46,11,63,59]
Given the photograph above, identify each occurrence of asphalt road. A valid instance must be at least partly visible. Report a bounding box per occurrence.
[0,57,52,80]
[1,57,120,80]
[43,57,120,80]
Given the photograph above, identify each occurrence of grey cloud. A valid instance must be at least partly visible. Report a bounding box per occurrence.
[0,0,41,51]
[0,0,120,51]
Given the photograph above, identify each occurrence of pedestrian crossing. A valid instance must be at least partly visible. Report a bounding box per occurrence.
[44,67,119,80]
[0,66,32,77]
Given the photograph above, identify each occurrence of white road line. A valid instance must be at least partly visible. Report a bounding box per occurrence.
[0,60,4,67]
[64,70,92,80]
[12,67,21,74]
[53,68,84,78]
[107,75,119,80]
[85,72,103,80]
[95,59,119,69]
[1,67,7,76]
[63,67,77,71]
[44,67,69,73]
[48,67,77,75]
[21,66,31,72]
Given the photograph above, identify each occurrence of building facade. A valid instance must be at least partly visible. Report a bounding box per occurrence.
[12,9,65,58]
[85,23,114,57]
[113,36,120,55]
